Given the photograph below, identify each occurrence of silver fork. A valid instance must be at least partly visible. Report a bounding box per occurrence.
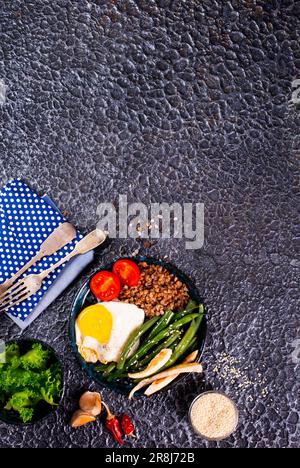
[0,229,106,314]
[0,222,77,296]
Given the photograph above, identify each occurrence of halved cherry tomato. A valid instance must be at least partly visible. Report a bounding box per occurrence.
[90,271,121,301]
[113,259,141,287]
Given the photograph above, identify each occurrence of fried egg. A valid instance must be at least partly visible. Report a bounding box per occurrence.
[75,302,145,364]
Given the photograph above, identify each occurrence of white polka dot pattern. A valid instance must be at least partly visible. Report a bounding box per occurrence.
[0,179,82,320]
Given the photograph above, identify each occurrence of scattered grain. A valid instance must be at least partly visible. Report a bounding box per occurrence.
[212,352,269,400]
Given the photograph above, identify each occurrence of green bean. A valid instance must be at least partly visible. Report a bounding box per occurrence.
[117,316,160,370]
[105,369,121,381]
[146,310,174,342]
[175,303,204,322]
[129,330,181,371]
[189,336,198,351]
[102,362,116,377]
[173,300,199,320]
[162,314,203,370]
[168,313,200,330]
[106,372,127,383]
[94,363,109,373]
[170,336,184,351]
[182,336,198,358]
[176,315,202,359]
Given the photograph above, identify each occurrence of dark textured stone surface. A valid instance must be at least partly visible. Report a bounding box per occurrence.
[0,0,299,449]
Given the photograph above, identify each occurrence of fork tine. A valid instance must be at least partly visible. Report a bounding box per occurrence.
[0,281,26,302]
[0,282,27,305]
[0,288,30,313]
[0,291,30,314]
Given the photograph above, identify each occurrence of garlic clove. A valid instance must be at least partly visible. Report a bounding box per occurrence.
[70,410,96,428]
[79,391,102,417]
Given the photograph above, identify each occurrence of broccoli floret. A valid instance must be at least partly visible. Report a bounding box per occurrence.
[4,343,20,364]
[40,364,62,405]
[5,389,32,409]
[19,343,50,370]
[5,390,35,423]
[19,407,34,423]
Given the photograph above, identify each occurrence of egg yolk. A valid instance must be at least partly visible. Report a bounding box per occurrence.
[77,304,113,344]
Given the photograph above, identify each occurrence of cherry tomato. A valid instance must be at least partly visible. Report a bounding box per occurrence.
[113,259,141,287]
[90,271,121,301]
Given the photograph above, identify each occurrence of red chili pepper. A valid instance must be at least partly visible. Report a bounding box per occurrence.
[103,403,123,446]
[121,413,135,438]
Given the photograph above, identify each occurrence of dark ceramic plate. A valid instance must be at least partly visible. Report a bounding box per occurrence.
[69,256,207,396]
[0,339,64,426]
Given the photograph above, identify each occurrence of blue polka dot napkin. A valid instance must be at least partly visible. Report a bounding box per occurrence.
[0,179,93,328]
